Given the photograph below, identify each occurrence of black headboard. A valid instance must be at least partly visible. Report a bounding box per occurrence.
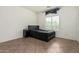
[28,25,39,30]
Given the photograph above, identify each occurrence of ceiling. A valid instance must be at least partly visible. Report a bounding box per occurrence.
[22,6,58,12]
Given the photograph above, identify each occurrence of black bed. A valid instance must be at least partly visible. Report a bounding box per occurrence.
[23,25,55,42]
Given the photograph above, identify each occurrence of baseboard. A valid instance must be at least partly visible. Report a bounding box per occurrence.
[56,36,72,40]
[77,40,79,43]
[56,37,78,41]
[0,36,22,43]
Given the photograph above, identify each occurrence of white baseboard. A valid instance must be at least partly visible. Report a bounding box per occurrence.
[0,36,22,43]
[56,36,79,43]
[77,40,79,43]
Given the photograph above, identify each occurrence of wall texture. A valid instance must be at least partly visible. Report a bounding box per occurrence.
[56,7,77,40]
[37,6,77,40]
[77,7,79,41]
[0,7,37,42]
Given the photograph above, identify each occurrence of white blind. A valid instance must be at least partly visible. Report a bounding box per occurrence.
[45,15,59,31]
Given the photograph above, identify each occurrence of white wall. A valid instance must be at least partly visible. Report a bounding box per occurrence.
[78,17,79,41]
[57,7,77,40]
[37,6,77,40]
[0,7,37,43]
[77,7,79,41]
[37,12,46,29]
[78,12,79,41]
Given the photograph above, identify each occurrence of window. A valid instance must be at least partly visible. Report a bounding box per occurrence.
[45,15,59,31]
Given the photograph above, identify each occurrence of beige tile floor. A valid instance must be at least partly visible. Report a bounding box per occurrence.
[0,37,79,53]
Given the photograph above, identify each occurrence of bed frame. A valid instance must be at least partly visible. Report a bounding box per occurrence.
[23,25,55,42]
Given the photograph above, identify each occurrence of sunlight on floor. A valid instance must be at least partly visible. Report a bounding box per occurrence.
[47,42,63,53]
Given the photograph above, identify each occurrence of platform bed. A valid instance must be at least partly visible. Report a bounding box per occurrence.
[23,25,55,42]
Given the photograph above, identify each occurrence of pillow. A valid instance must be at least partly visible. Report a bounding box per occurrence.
[28,25,39,30]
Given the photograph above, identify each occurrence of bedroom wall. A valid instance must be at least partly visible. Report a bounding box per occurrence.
[37,6,77,40]
[56,6,77,40]
[76,7,79,41]
[78,13,79,41]
[0,7,37,43]
[78,16,79,41]
[37,12,46,29]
